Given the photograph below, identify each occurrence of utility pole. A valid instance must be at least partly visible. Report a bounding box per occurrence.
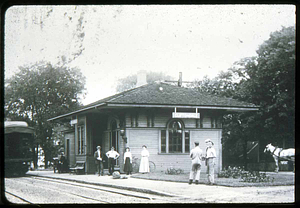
[164,72,193,87]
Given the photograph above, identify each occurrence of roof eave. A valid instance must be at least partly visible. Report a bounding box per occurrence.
[106,103,259,111]
[47,103,107,122]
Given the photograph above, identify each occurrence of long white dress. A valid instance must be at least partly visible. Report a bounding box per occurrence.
[139,149,150,173]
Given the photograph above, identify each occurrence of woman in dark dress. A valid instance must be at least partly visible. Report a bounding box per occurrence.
[123,147,132,175]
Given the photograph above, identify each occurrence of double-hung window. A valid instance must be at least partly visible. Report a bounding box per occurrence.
[77,125,85,154]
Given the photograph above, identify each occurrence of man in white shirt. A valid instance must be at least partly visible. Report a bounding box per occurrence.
[189,142,204,185]
[106,147,120,175]
[94,146,104,176]
[205,139,217,185]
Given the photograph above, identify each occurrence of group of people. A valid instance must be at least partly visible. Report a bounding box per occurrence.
[94,145,150,176]
[94,139,216,186]
[189,139,217,185]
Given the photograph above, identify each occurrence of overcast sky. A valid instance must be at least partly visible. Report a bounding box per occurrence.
[5,5,295,105]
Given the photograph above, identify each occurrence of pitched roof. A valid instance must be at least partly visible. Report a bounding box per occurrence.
[49,82,258,121]
[84,82,257,108]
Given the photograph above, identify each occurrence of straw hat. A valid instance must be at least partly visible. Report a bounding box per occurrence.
[205,139,214,145]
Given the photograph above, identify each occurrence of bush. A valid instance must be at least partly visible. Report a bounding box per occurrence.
[218,166,274,183]
[240,171,274,183]
[218,166,244,178]
[165,167,184,175]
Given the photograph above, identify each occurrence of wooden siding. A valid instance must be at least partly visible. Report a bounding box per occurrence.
[202,116,212,128]
[127,129,159,156]
[124,110,214,129]
[126,128,222,173]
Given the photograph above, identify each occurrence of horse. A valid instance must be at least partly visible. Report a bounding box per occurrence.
[264,143,295,173]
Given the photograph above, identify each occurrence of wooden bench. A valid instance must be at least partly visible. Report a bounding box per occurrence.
[69,161,85,175]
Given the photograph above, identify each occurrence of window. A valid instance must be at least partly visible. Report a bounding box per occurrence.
[77,125,85,154]
[160,120,190,153]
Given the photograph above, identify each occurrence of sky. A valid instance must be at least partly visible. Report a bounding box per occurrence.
[5,5,295,105]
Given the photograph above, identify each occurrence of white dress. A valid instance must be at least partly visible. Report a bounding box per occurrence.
[139,149,150,173]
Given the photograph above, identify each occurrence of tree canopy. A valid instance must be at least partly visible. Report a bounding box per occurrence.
[5,62,86,168]
[192,26,295,167]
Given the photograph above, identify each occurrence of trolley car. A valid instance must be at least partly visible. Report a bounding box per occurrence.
[4,121,34,176]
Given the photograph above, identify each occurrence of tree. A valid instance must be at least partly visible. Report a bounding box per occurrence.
[187,71,239,98]
[116,71,174,92]
[5,62,86,168]
[232,26,295,147]
[192,26,295,169]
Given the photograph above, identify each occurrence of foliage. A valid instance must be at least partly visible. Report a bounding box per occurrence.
[5,62,86,168]
[116,71,174,92]
[240,171,274,183]
[218,166,274,183]
[165,167,184,175]
[192,26,295,167]
[218,166,244,179]
[187,71,239,98]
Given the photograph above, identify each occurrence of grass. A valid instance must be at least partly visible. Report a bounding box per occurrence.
[131,171,294,187]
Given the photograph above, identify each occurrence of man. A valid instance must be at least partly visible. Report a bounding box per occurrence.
[94,146,104,176]
[58,152,67,173]
[106,147,120,175]
[205,139,217,185]
[189,142,203,185]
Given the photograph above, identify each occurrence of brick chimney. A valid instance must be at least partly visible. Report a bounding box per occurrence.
[136,70,147,87]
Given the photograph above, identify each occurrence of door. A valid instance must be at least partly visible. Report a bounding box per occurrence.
[110,120,119,166]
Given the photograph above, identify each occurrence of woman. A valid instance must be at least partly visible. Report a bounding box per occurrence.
[139,145,150,173]
[123,147,132,175]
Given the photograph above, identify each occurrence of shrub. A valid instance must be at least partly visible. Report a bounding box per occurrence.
[218,166,274,183]
[240,171,274,183]
[165,167,184,175]
[218,166,244,178]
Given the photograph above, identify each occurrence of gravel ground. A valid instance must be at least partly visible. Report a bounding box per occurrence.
[19,170,294,203]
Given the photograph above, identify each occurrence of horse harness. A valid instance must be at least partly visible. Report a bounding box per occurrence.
[270,146,294,161]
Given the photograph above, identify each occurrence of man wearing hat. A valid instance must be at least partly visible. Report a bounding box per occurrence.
[205,139,217,185]
[94,146,104,176]
[189,141,204,185]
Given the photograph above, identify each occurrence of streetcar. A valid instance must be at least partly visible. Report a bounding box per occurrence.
[4,121,34,177]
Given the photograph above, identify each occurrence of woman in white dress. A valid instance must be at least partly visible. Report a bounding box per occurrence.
[139,145,150,173]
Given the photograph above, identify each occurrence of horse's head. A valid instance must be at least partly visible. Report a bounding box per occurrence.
[264,143,272,153]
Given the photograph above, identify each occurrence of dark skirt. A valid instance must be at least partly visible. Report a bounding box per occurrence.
[124,157,132,173]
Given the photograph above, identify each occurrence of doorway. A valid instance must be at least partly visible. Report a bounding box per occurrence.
[110,120,119,165]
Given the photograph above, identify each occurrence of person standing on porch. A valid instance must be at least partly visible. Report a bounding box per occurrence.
[106,147,120,175]
[94,146,104,176]
[123,147,133,175]
[189,142,203,185]
[205,139,217,185]
[139,145,150,173]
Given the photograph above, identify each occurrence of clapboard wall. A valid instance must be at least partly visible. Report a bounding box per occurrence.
[123,109,223,173]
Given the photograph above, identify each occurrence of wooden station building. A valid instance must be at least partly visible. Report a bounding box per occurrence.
[48,73,259,174]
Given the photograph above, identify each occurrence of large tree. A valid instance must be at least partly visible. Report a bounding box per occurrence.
[5,62,86,168]
[191,26,295,169]
[231,26,295,147]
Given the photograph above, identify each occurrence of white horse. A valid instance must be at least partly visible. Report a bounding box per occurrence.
[264,143,295,172]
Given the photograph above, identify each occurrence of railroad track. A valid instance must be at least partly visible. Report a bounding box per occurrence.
[5,190,34,204]
[4,176,184,204]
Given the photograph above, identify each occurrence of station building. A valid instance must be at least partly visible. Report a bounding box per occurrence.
[48,73,259,174]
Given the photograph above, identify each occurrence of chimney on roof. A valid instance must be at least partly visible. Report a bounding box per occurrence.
[178,72,182,87]
[136,70,147,87]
